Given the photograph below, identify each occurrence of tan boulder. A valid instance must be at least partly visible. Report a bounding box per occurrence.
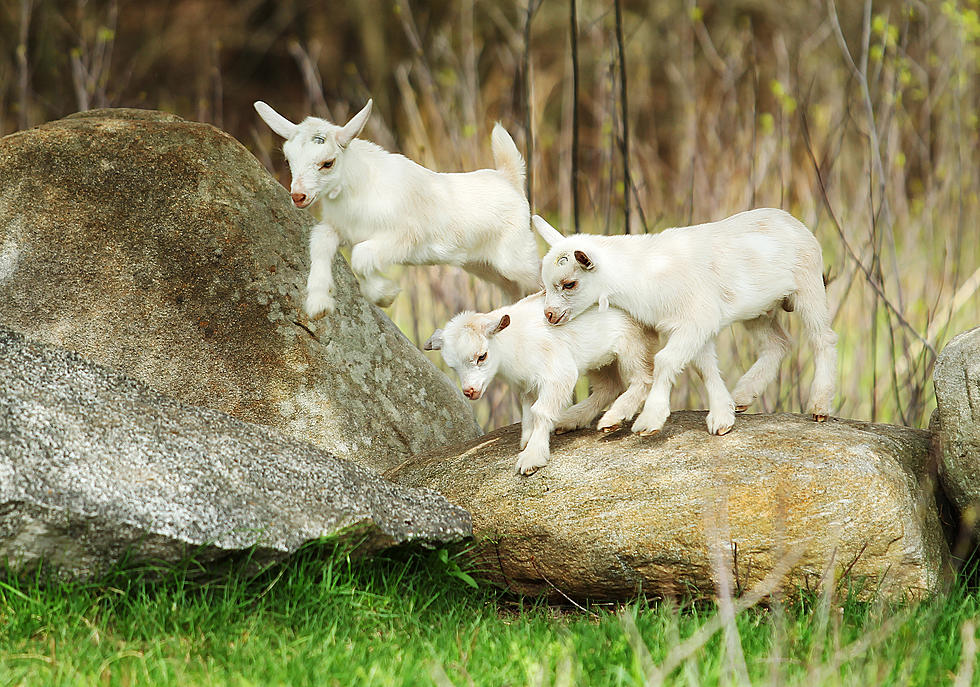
[387,411,952,601]
[0,109,480,472]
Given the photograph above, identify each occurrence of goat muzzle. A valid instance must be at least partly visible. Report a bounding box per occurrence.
[291,192,308,207]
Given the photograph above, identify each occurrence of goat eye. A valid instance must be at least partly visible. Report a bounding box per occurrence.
[477,352,488,364]
[562,281,578,290]
[313,135,325,144]
[320,159,334,170]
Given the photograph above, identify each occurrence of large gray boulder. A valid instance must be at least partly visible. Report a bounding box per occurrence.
[933,327,980,533]
[0,325,470,579]
[387,412,952,601]
[0,109,480,474]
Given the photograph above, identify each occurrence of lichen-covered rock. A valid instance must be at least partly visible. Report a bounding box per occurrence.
[0,325,470,580]
[387,412,951,601]
[0,109,480,473]
[933,327,980,532]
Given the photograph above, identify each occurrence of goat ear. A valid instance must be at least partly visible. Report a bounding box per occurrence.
[574,250,595,271]
[337,99,373,148]
[532,215,565,247]
[254,101,298,139]
[486,313,510,337]
[423,329,444,351]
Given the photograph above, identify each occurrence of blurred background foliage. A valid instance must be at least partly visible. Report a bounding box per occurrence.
[2,0,978,430]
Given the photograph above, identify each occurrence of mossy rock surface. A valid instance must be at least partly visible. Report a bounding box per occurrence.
[0,109,480,472]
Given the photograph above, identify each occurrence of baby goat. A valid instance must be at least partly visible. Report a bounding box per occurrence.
[424,293,656,475]
[254,99,541,317]
[533,209,838,437]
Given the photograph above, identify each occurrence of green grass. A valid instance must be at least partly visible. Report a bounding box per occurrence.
[1,544,977,686]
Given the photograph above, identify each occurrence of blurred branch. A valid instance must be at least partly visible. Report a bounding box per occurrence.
[69,0,119,111]
[614,0,631,233]
[523,0,543,208]
[827,0,894,236]
[570,0,580,232]
[800,108,936,359]
[17,0,34,129]
[287,40,331,120]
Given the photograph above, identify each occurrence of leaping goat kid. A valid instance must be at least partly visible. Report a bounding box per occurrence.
[254,99,541,317]
[533,209,838,437]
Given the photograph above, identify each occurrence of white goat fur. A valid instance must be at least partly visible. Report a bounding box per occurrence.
[253,99,540,317]
[425,293,657,475]
[534,208,838,436]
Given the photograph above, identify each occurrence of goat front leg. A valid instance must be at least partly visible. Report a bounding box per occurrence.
[306,223,341,319]
[516,383,573,475]
[350,239,404,307]
[519,393,534,450]
[633,327,708,436]
[691,339,736,435]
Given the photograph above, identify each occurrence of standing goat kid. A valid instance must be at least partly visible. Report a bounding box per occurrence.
[425,293,657,475]
[534,208,838,436]
[254,99,540,317]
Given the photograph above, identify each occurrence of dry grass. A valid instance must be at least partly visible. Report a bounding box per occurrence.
[2,0,977,430]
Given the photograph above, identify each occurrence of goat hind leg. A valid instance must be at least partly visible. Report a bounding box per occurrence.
[555,366,622,434]
[598,336,655,433]
[351,239,403,307]
[795,267,838,420]
[732,313,791,412]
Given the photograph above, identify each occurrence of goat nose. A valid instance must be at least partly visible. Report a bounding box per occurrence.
[291,192,307,206]
[544,309,557,324]
[463,387,478,400]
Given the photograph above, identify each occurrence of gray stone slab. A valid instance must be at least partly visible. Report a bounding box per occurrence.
[0,325,471,579]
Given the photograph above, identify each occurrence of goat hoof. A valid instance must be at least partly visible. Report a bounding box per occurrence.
[636,429,660,437]
[734,404,748,413]
[599,423,621,434]
[553,427,570,435]
[714,425,733,436]
[813,414,828,423]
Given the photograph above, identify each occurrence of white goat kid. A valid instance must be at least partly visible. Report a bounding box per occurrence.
[424,293,656,475]
[254,99,541,317]
[533,209,838,437]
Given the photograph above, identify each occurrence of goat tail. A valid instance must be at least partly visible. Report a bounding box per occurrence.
[491,123,526,196]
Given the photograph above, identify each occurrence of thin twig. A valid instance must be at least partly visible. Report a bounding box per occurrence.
[17,0,34,130]
[523,0,543,209]
[529,555,600,620]
[799,108,936,358]
[570,0,580,232]
[624,547,805,685]
[614,0,631,233]
[954,620,977,687]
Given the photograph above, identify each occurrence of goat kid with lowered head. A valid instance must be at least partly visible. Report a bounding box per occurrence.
[533,209,838,437]
[254,99,541,317]
[424,292,657,475]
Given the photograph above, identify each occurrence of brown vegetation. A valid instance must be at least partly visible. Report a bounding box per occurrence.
[2,0,978,429]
